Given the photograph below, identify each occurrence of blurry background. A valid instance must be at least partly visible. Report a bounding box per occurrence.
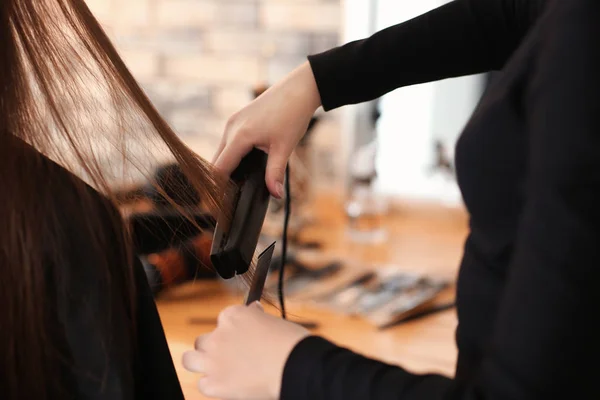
[86,0,344,191]
[85,1,483,398]
[86,0,485,207]
[345,0,484,206]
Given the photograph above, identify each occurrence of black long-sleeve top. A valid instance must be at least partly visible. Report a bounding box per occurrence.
[282,1,600,399]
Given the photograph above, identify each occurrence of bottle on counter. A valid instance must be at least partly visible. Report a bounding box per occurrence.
[345,140,388,243]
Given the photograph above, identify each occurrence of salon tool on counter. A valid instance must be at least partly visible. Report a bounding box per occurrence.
[265,254,342,297]
[354,274,437,315]
[315,272,377,315]
[188,315,319,329]
[114,162,201,209]
[140,233,216,297]
[365,278,450,329]
[130,211,215,255]
[345,140,388,244]
[429,139,455,177]
[311,265,452,327]
[384,302,455,329]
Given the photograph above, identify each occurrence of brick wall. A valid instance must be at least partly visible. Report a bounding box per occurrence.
[85,0,343,186]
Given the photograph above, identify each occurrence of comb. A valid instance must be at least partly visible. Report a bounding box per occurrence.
[244,242,276,305]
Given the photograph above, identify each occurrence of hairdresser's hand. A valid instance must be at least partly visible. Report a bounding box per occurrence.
[182,302,310,400]
[213,61,321,198]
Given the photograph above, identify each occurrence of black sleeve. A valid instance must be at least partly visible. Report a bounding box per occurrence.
[308,0,546,111]
[281,2,600,399]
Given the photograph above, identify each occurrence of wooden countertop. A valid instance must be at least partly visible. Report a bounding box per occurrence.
[155,194,469,399]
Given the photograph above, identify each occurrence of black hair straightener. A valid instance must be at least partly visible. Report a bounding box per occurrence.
[210,148,273,280]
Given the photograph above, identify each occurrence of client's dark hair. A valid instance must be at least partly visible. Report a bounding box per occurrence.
[0,0,229,398]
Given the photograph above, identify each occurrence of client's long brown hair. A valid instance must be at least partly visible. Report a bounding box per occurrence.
[0,0,229,398]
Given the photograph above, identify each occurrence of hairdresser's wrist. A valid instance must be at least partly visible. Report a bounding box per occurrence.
[287,61,322,116]
[302,61,323,113]
[270,332,312,399]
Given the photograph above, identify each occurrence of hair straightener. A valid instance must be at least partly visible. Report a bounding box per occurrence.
[210,148,272,280]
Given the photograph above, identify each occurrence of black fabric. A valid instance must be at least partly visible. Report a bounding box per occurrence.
[308,0,545,112]
[26,143,185,399]
[140,255,165,296]
[284,1,600,399]
[131,257,185,400]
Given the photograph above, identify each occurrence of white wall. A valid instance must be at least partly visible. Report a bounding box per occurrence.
[343,0,484,206]
[338,0,379,193]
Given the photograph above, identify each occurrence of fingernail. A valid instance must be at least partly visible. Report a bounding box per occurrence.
[276,182,284,198]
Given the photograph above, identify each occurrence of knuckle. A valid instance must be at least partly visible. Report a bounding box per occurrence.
[217,305,240,324]
[216,310,228,326]
[236,123,251,137]
[270,164,286,175]
[268,166,286,181]
[234,126,254,147]
[226,114,245,135]
[221,305,236,317]
[229,304,246,315]
[225,112,239,130]
[194,334,208,351]
[198,378,219,398]
[181,351,196,370]
[231,304,246,314]
[204,332,221,351]
[217,135,228,150]
[181,350,207,373]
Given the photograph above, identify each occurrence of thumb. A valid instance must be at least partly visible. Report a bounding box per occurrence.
[265,149,289,199]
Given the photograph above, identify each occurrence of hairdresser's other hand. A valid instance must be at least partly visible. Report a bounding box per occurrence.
[182,302,310,400]
[213,61,321,198]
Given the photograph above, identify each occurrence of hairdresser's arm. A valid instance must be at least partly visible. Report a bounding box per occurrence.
[281,3,600,399]
[311,0,546,111]
[213,0,545,197]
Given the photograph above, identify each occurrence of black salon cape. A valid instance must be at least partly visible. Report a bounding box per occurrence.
[282,1,600,399]
[24,140,186,400]
[70,258,186,400]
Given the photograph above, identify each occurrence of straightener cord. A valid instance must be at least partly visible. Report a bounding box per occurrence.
[278,164,290,319]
